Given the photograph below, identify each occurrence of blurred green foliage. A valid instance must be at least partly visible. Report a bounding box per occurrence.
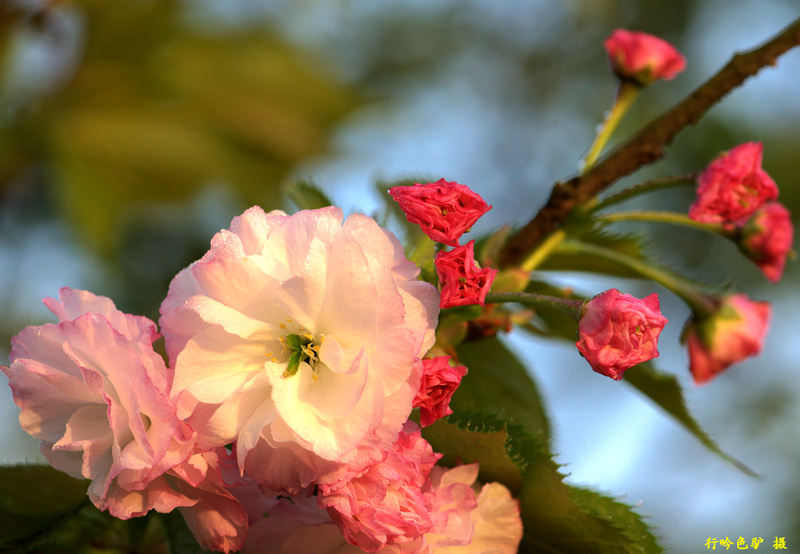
[0,0,358,317]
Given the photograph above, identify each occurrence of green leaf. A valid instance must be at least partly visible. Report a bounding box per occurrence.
[624,363,757,476]
[568,486,662,553]
[284,178,333,210]
[454,336,551,440]
[422,416,525,493]
[424,413,661,553]
[516,436,662,553]
[0,465,88,546]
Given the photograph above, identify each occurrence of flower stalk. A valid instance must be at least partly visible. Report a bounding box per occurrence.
[484,291,585,321]
[596,210,736,237]
[588,173,697,213]
[555,238,717,316]
[580,81,639,175]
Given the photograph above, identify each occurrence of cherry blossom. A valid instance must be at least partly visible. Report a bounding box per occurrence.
[1,288,196,519]
[159,206,439,492]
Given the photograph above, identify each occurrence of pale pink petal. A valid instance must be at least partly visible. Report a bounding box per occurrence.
[44,288,159,344]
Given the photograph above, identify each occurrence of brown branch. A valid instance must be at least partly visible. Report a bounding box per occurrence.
[499,17,800,268]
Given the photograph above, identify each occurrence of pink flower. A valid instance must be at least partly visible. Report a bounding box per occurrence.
[575,289,668,380]
[317,421,442,552]
[428,474,522,554]
[738,202,794,283]
[683,294,771,385]
[604,29,686,86]
[389,179,491,247]
[1,288,196,519]
[435,241,498,309]
[170,449,251,553]
[414,356,467,427]
[241,462,522,554]
[241,494,361,554]
[159,206,439,492]
[689,142,779,225]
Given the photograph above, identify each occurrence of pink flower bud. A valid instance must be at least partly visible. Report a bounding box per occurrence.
[689,142,779,225]
[435,241,498,309]
[575,289,668,380]
[389,179,491,247]
[683,294,771,385]
[604,29,686,86]
[414,356,468,427]
[738,202,794,283]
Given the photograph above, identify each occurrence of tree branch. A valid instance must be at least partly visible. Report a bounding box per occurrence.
[499,17,800,268]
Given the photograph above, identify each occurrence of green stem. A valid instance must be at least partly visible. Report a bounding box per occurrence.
[597,211,736,238]
[589,173,697,213]
[520,229,566,272]
[485,292,584,321]
[580,81,640,175]
[555,238,717,316]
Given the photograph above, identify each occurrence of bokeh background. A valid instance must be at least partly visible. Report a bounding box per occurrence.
[1,1,798,551]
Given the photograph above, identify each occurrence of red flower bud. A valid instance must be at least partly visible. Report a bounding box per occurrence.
[683,294,771,385]
[604,29,686,86]
[575,289,668,380]
[739,202,794,283]
[435,241,497,309]
[389,179,491,247]
[413,356,468,427]
[689,142,779,225]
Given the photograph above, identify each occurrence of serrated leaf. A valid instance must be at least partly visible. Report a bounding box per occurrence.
[624,363,757,476]
[454,336,551,440]
[517,439,661,554]
[568,486,662,553]
[422,416,525,493]
[424,413,661,553]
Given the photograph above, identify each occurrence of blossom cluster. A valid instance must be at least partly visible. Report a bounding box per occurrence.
[681,142,791,384]
[2,206,522,553]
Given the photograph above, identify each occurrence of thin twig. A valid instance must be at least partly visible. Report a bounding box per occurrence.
[499,17,800,268]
